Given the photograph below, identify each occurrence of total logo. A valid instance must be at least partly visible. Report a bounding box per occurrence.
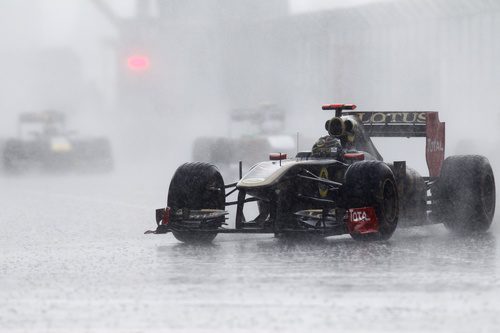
[350,210,371,222]
[347,207,378,234]
[427,138,444,153]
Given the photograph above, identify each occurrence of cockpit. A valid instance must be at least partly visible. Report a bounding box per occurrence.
[310,113,382,161]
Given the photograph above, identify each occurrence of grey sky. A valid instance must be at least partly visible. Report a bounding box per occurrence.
[290,0,386,12]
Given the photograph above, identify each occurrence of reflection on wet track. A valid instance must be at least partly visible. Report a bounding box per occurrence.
[0,175,499,332]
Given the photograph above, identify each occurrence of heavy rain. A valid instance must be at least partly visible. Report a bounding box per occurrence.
[1,0,499,332]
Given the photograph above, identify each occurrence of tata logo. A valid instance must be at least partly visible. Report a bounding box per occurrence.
[427,138,444,152]
[353,112,427,124]
[350,210,371,222]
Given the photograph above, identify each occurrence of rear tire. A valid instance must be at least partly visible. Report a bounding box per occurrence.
[3,140,26,173]
[344,161,399,241]
[167,162,225,243]
[434,155,495,234]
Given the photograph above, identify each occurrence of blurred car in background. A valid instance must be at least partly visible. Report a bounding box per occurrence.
[192,104,309,170]
[2,110,113,173]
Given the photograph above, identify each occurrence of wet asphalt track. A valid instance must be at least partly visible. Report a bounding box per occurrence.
[1,173,499,332]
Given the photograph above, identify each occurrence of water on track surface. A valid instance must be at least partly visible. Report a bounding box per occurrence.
[1,175,499,332]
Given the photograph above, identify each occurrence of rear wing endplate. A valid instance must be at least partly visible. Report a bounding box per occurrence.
[344,111,445,177]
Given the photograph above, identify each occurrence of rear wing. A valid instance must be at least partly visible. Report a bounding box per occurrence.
[19,110,65,124]
[230,106,285,123]
[343,111,445,177]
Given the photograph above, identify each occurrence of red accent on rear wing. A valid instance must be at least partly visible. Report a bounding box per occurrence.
[344,111,445,177]
[425,113,445,177]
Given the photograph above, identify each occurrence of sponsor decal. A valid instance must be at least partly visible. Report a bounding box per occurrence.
[426,138,444,153]
[352,112,427,124]
[318,167,329,198]
[347,207,379,234]
[350,210,371,223]
[425,112,445,177]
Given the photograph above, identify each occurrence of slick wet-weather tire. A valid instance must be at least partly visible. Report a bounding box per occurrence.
[434,155,495,234]
[167,162,225,243]
[3,140,26,173]
[344,161,399,241]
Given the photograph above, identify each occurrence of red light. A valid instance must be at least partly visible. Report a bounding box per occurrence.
[127,55,150,70]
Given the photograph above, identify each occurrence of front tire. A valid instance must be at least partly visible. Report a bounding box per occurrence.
[344,161,399,241]
[167,162,225,243]
[434,155,495,234]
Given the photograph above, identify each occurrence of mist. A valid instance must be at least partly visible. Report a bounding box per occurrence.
[1,0,499,332]
[3,0,498,177]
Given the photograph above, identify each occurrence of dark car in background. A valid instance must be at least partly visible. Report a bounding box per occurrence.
[192,104,312,171]
[3,110,113,173]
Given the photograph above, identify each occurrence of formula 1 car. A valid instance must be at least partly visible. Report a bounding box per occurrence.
[3,110,113,173]
[148,104,496,243]
[192,104,308,170]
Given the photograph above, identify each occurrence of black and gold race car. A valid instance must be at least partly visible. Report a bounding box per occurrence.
[148,104,496,243]
[3,110,113,173]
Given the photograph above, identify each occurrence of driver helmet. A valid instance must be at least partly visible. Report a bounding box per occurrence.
[311,136,342,158]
